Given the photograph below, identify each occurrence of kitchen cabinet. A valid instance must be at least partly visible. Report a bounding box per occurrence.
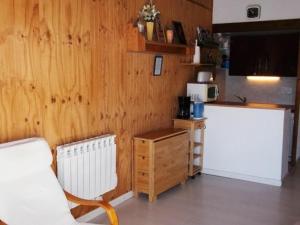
[230,33,299,77]
[203,104,291,186]
[173,118,206,177]
[133,129,189,202]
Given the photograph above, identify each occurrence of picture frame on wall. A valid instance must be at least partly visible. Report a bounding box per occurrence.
[154,17,166,43]
[153,55,163,76]
[172,21,187,45]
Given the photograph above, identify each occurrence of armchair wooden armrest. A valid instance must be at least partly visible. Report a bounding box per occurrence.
[0,193,118,225]
[65,191,119,225]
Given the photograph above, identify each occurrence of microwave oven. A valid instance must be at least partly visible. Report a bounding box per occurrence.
[187,83,219,102]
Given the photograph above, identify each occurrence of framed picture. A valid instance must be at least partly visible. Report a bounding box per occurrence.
[154,17,166,43]
[153,56,163,76]
[172,21,187,45]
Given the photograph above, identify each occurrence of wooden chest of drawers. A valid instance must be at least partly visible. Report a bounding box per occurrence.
[133,128,189,202]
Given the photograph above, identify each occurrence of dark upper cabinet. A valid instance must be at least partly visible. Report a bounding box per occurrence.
[229,33,299,77]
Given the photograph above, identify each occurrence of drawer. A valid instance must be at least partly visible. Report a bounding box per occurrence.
[134,140,149,157]
[135,155,149,171]
[136,171,149,192]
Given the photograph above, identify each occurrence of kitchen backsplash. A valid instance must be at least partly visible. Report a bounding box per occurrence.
[215,69,297,105]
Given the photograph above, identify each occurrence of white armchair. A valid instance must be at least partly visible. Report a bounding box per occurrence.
[0,138,118,225]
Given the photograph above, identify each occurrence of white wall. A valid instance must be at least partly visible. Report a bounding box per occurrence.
[213,0,300,24]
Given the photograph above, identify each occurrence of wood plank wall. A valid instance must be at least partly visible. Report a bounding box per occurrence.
[0,0,212,217]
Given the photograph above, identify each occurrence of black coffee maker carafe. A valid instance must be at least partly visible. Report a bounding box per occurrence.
[177,96,190,119]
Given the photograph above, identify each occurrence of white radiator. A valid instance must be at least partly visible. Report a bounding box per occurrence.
[56,135,117,208]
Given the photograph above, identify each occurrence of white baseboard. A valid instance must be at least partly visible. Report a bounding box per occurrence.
[76,191,134,223]
[203,168,282,187]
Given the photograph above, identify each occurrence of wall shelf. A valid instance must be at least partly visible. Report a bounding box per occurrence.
[193,153,202,159]
[127,24,194,55]
[181,62,216,80]
[193,165,202,174]
[194,142,203,147]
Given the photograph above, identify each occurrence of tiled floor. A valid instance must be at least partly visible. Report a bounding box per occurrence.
[91,166,300,225]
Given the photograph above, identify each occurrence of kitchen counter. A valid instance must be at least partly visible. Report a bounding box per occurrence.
[206,101,295,112]
[203,104,293,186]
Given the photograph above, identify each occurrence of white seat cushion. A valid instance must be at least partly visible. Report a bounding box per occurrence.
[0,138,77,225]
[0,138,52,181]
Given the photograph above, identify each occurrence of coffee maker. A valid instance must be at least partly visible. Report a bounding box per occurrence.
[177,96,190,119]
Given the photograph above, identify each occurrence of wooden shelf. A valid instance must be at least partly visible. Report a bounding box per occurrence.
[194,142,203,148]
[193,165,202,174]
[193,153,202,159]
[174,119,206,177]
[180,61,216,80]
[127,24,194,55]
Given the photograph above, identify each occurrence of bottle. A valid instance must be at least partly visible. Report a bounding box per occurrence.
[193,40,201,64]
[193,101,204,119]
[190,100,194,119]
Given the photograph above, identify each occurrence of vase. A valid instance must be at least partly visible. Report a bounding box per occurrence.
[137,21,145,33]
[166,30,174,44]
[146,21,154,41]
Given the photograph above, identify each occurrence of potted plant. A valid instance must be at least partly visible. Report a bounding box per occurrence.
[139,0,160,41]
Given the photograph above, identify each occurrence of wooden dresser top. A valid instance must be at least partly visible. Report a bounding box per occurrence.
[134,128,187,142]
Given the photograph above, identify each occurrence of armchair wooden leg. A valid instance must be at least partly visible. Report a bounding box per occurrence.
[99,202,119,225]
[65,191,119,225]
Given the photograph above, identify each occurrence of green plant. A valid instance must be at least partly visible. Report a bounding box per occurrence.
[139,0,160,22]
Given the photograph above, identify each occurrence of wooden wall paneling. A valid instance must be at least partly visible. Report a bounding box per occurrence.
[186,0,212,10]
[0,0,212,218]
[39,0,93,148]
[0,0,42,142]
